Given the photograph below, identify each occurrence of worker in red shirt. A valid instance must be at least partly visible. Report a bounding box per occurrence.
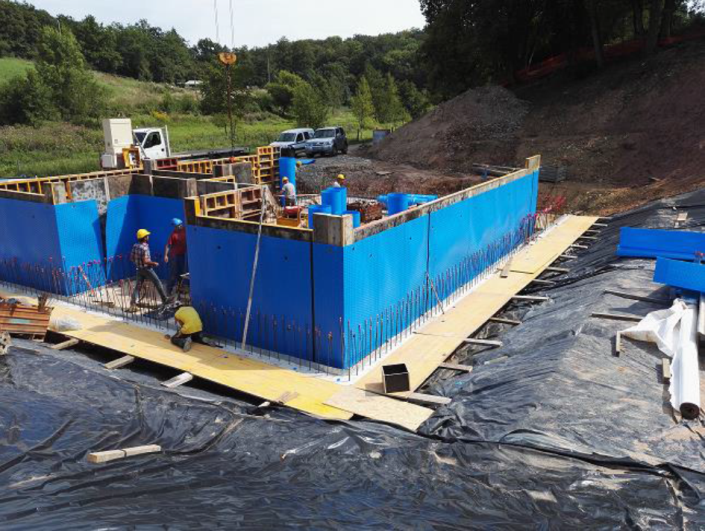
[164,218,188,299]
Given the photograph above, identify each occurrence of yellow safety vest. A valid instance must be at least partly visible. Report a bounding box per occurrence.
[175,306,203,335]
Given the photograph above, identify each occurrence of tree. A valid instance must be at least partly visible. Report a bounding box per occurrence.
[265,70,306,114]
[292,81,328,129]
[351,77,375,138]
[398,80,431,119]
[34,26,106,123]
[0,69,57,125]
[376,74,410,125]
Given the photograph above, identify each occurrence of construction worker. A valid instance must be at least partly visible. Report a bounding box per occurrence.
[333,174,346,188]
[129,229,167,311]
[169,305,206,352]
[282,177,297,206]
[164,218,188,298]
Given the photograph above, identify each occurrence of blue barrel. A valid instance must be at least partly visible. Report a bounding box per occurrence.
[344,210,361,228]
[308,205,333,228]
[322,187,347,215]
[280,157,297,187]
[387,193,409,216]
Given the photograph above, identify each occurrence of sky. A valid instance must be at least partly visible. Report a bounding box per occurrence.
[28,0,427,48]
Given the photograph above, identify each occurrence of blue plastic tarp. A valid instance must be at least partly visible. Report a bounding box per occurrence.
[654,257,705,292]
[617,227,705,260]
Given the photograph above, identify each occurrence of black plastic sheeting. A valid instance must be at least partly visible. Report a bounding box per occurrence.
[2,192,705,528]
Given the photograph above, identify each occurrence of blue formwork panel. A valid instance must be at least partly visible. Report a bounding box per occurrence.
[617,227,705,260]
[104,195,185,281]
[133,196,186,280]
[0,198,61,292]
[429,172,536,281]
[188,225,314,361]
[105,195,139,281]
[340,215,430,368]
[54,201,106,293]
[654,257,705,292]
[312,243,345,368]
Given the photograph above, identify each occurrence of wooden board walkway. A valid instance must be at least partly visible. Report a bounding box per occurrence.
[355,215,599,397]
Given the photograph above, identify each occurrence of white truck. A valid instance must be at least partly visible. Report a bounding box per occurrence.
[100,118,246,170]
[101,118,171,169]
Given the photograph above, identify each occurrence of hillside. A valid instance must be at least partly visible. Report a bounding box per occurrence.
[372,39,705,213]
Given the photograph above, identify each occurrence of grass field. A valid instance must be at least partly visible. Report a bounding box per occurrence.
[0,58,383,178]
[0,109,377,179]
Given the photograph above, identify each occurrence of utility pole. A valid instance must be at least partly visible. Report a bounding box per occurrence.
[218,52,238,151]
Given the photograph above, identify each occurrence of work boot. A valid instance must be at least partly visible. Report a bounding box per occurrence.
[182,336,193,352]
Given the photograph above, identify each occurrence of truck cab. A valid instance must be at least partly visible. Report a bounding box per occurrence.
[133,128,169,160]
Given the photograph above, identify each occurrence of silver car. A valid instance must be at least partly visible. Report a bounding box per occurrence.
[305,127,349,157]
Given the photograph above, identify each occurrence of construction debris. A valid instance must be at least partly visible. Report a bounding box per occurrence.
[0,295,52,340]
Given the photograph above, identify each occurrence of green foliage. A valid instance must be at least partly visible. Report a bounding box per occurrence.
[351,77,375,133]
[199,61,251,117]
[292,81,329,130]
[34,27,106,123]
[0,69,56,125]
[265,70,307,114]
[0,26,105,125]
[398,80,431,119]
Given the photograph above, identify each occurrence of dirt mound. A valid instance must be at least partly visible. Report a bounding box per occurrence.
[371,86,529,173]
[373,39,705,213]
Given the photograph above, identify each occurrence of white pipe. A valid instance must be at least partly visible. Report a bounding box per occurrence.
[671,299,701,419]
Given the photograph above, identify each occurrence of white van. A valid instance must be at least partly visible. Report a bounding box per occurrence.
[270,128,315,157]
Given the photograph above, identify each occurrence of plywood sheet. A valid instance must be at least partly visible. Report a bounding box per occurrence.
[324,387,433,432]
[0,290,353,421]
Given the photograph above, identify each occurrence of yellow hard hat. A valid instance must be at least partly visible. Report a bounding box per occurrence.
[137,229,151,240]
[283,177,289,183]
[337,174,346,180]
[296,161,303,167]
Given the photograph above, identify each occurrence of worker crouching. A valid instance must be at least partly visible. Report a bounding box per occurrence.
[170,305,207,352]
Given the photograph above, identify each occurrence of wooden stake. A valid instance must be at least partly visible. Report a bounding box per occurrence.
[500,257,513,279]
[464,338,503,347]
[489,317,522,326]
[546,266,570,273]
[662,359,672,383]
[407,392,452,406]
[162,372,193,389]
[51,338,79,350]
[512,295,550,302]
[88,445,162,464]
[104,355,135,370]
[592,312,642,323]
[439,362,473,373]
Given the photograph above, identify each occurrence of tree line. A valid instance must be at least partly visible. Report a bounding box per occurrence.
[0,0,703,128]
[420,0,705,97]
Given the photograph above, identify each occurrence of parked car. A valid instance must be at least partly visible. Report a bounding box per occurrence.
[305,127,348,157]
[270,128,314,157]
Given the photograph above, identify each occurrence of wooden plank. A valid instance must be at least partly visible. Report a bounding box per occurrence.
[603,290,671,306]
[88,445,161,464]
[104,355,135,370]
[488,317,522,326]
[615,331,622,357]
[407,392,452,406]
[0,291,356,421]
[324,387,434,432]
[51,338,79,350]
[560,254,578,259]
[570,244,589,250]
[662,359,672,383]
[464,338,503,347]
[592,312,643,323]
[578,235,598,241]
[546,266,570,273]
[162,372,194,389]
[439,362,472,373]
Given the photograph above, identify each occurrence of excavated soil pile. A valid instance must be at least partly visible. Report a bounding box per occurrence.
[370,86,529,173]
